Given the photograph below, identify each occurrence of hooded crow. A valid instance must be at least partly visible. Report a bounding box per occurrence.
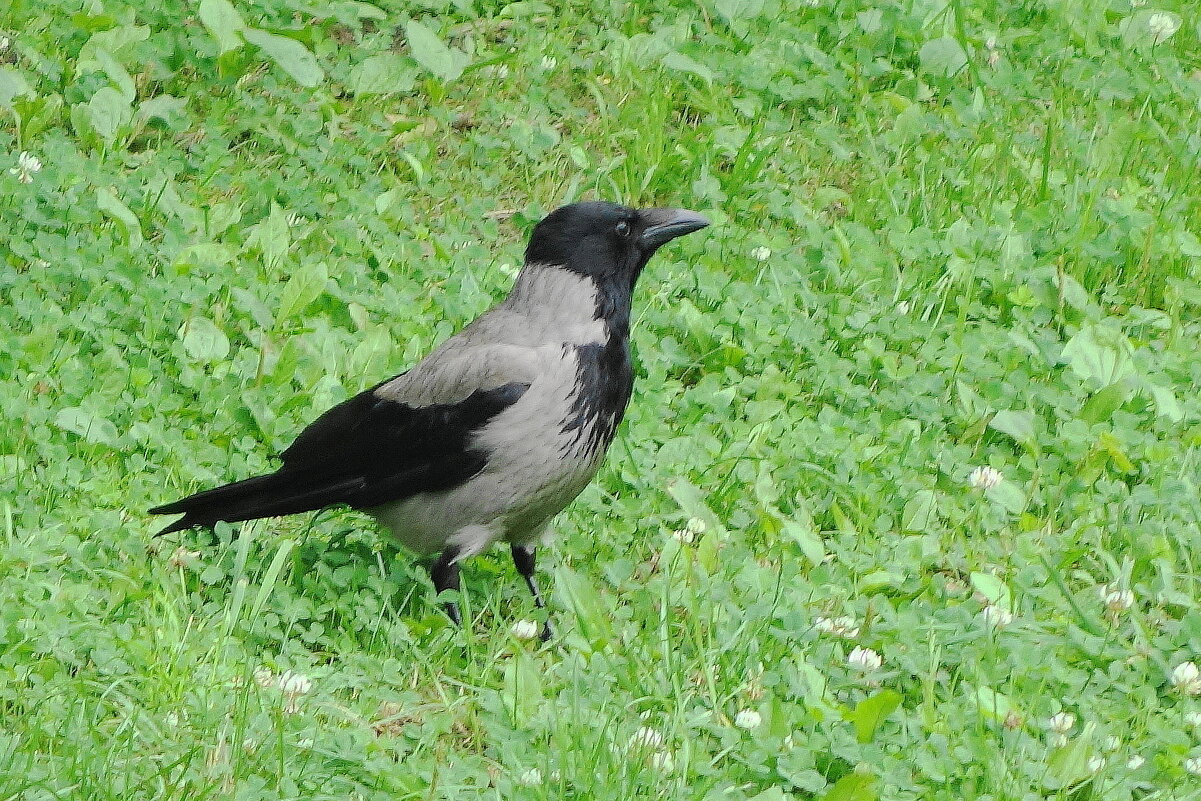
[150,201,709,637]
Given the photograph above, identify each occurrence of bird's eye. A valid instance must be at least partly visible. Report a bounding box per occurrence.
[615,220,630,237]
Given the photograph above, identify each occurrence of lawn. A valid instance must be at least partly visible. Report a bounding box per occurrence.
[2,0,1200,798]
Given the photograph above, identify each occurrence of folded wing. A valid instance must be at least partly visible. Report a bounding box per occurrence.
[150,342,541,534]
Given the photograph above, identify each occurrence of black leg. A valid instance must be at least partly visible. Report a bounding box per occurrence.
[430,548,462,626]
[511,543,554,641]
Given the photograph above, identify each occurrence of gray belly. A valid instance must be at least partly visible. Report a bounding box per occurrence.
[367,358,616,560]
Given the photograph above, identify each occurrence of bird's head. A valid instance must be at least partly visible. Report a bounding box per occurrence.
[524,201,709,289]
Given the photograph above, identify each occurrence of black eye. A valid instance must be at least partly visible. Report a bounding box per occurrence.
[615,220,630,236]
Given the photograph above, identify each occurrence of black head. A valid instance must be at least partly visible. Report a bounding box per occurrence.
[524,201,709,287]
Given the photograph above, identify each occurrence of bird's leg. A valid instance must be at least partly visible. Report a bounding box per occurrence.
[511,543,554,641]
[429,548,463,626]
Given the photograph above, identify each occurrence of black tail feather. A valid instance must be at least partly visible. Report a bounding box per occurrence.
[149,469,364,536]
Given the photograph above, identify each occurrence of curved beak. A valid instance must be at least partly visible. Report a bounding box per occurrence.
[638,208,711,250]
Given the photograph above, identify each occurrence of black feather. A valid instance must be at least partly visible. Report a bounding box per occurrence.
[561,339,633,456]
[150,381,530,534]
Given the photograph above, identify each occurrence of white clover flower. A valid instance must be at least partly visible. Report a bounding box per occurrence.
[629,726,665,750]
[497,262,519,279]
[1050,733,1069,748]
[672,517,706,543]
[0,36,10,52]
[253,667,276,688]
[1102,586,1135,615]
[1087,755,1106,773]
[896,300,911,315]
[1103,735,1121,752]
[981,604,1014,628]
[1126,754,1145,770]
[1048,711,1076,734]
[734,709,762,729]
[510,619,539,640]
[1185,710,1201,728]
[489,63,510,79]
[1172,661,1201,696]
[165,711,181,727]
[814,616,860,639]
[1147,12,1180,43]
[278,670,312,698]
[968,466,1003,490]
[750,246,772,261]
[1186,756,1201,776]
[516,767,542,787]
[10,151,42,183]
[540,55,557,70]
[847,646,882,672]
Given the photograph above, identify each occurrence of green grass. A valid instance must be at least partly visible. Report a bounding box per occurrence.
[2,0,1200,798]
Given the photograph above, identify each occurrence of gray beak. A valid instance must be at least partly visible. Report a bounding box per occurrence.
[638,208,711,250]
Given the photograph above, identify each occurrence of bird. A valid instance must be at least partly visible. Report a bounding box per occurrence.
[150,200,710,637]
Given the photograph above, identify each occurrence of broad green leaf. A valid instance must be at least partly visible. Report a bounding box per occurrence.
[919,36,967,77]
[274,260,329,326]
[554,562,612,649]
[665,477,723,535]
[985,481,1027,515]
[1061,324,1135,387]
[502,651,542,725]
[1044,737,1093,789]
[95,187,143,248]
[92,47,136,102]
[822,773,877,801]
[973,686,1017,723]
[715,0,765,25]
[54,407,119,447]
[138,94,188,126]
[404,20,470,82]
[242,29,324,87]
[901,489,939,532]
[0,67,32,109]
[77,25,150,72]
[970,572,1011,610]
[988,409,1035,444]
[179,316,231,362]
[781,515,825,566]
[247,203,290,269]
[1145,381,1182,421]
[847,690,902,743]
[198,0,246,54]
[1052,271,1092,311]
[661,51,713,83]
[748,789,786,801]
[83,86,132,144]
[137,94,187,130]
[349,53,417,96]
[1079,381,1130,424]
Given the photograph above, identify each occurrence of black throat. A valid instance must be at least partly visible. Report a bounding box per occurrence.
[561,272,636,453]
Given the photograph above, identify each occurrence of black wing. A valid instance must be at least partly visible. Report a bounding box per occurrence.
[150,380,529,533]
